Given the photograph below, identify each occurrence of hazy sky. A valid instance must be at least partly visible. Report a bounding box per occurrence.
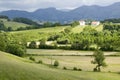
[0,0,120,12]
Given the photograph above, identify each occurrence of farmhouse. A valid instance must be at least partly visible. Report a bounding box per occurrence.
[79,20,86,26]
[27,42,31,47]
[91,21,100,26]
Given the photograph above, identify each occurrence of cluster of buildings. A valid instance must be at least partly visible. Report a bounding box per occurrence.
[79,20,100,26]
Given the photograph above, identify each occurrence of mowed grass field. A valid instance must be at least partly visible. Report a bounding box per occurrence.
[27,49,117,56]
[0,19,29,30]
[0,51,120,80]
[27,49,120,72]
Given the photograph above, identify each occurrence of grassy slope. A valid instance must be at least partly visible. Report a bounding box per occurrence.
[0,51,120,80]
[10,26,67,41]
[0,19,29,30]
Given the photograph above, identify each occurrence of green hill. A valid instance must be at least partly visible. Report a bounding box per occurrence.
[0,51,120,80]
[9,25,103,41]
[9,26,67,41]
[0,18,29,30]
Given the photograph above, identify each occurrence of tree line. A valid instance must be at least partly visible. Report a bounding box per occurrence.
[28,25,120,51]
[0,32,26,57]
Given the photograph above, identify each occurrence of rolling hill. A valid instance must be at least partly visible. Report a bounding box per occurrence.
[0,51,120,80]
[1,2,120,22]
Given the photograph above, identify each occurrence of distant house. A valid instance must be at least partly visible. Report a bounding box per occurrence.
[79,20,86,26]
[27,42,31,47]
[36,42,40,46]
[91,21,100,26]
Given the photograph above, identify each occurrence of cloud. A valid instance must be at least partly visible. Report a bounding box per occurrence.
[0,0,120,12]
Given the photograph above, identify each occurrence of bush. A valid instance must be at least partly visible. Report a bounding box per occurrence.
[93,68,98,72]
[118,72,120,74]
[29,56,35,61]
[38,60,43,64]
[63,66,67,70]
[78,68,82,71]
[29,41,37,49]
[73,67,77,71]
[53,60,59,67]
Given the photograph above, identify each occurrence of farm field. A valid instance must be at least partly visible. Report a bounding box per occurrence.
[0,51,120,80]
[27,49,120,72]
[27,49,117,56]
[31,56,120,72]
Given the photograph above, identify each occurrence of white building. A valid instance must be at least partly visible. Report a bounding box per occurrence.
[91,21,100,26]
[79,20,86,26]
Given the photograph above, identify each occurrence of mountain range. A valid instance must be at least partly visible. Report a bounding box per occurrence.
[0,2,120,23]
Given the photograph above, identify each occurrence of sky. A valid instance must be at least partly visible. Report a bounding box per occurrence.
[0,0,120,12]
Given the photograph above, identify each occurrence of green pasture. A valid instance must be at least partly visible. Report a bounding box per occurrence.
[27,49,120,72]
[0,51,120,80]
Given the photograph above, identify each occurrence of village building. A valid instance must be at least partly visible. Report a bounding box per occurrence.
[91,21,100,26]
[79,20,86,26]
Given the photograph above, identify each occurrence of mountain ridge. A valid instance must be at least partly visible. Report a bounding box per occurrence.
[0,2,120,22]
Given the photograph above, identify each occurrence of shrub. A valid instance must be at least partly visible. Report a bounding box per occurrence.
[108,71,111,73]
[29,56,35,61]
[53,60,59,67]
[93,68,98,72]
[63,66,67,70]
[73,67,77,71]
[29,41,37,49]
[78,68,82,71]
[38,60,43,64]
[118,72,120,74]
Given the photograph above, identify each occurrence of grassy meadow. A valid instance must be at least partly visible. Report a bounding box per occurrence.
[0,19,29,30]
[0,20,119,80]
[0,51,120,80]
[27,49,120,72]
